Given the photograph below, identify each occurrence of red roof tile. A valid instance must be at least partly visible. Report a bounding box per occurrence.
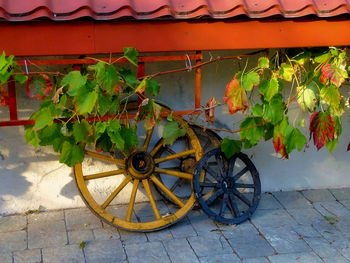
[0,0,349,21]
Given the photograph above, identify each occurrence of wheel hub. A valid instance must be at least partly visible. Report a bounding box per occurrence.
[222,178,235,193]
[127,151,154,179]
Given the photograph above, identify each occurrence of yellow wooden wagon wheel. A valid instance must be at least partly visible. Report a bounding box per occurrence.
[74,114,202,232]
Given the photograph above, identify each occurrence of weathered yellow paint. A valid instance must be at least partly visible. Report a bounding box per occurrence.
[142,179,161,219]
[154,167,193,180]
[84,169,126,180]
[154,149,196,164]
[150,175,185,207]
[101,175,132,209]
[85,151,125,166]
[142,128,154,152]
[150,139,164,157]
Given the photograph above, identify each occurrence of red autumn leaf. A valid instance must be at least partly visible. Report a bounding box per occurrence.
[137,99,161,130]
[0,84,9,106]
[26,74,52,100]
[223,74,248,114]
[205,97,216,123]
[273,134,288,159]
[309,111,335,151]
[320,64,345,86]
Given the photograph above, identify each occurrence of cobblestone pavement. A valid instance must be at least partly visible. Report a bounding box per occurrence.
[2,189,350,262]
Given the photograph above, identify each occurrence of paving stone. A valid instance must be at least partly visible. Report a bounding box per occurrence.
[14,249,42,263]
[302,189,336,202]
[0,252,12,263]
[313,201,349,217]
[330,188,350,201]
[133,201,170,219]
[65,208,102,231]
[119,228,147,244]
[257,193,283,210]
[339,200,350,210]
[268,252,323,263]
[322,255,350,263]
[292,225,322,238]
[187,210,218,236]
[304,237,340,258]
[28,219,67,249]
[163,238,199,263]
[340,247,350,260]
[169,217,197,239]
[188,235,232,257]
[313,221,350,249]
[68,229,94,244]
[242,257,269,263]
[335,212,350,238]
[0,215,26,233]
[227,235,275,258]
[146,227,173,242]
[93,224,120,241]
[219,222,260,242]
[288,208,324,225]
[251,209,296,228]
[27,210,64,224]
[42,245,85,263]
[84,239,126,263]
[199,253,241,263]
[0,230,27,253]
[126,241,170,263]
[273,191,312,209]
[260,226,311,254]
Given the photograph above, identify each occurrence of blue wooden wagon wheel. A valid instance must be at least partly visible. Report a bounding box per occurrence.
[193,148,261,225]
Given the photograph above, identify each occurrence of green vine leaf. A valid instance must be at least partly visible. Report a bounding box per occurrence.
[97,94,113,116]
[241,72,260,91]
[0,52,15,84]
[96,131,112,152]
[31,107,54,130]
[258,57,269,69]
[120,125,139,155]
[326,138,338,153]
[59,141,84,167]
[239,117,264,146]
[163,121,186,145]
[75,86,98,114]
[95,122,107,141]
[279,63,294,82]
[146,78,160,96]
[262,94,285,125]
[251,104,263,117]
[14,74,28,84]
[221,138,242,159]
[62,71,87,96]
[135,78,147,93]
[284,126,306,154]
[73,120,92,143]
[37,124,64,152]
[297,81,318,112]
[320,85,341,109]
[258,78,279,101]
[314,52,331,63]
[123,47,139,66]
[107,119,124,151]
[293,51,311,65]
[25,127,40,147]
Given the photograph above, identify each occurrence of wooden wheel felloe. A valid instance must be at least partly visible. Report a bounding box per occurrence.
[193,148,261,225]
[154,124,221,204]
[74,115,202,232]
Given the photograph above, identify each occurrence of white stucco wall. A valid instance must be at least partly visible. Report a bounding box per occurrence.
[0,49,350,215]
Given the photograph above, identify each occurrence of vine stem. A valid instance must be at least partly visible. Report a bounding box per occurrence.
[13,71,65,76]
[139,49,267,80]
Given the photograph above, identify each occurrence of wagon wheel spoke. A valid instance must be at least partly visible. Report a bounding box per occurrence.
[85,151,125,167]
[219,194,228,216]
[232,166,249,181]
[151,175,185,207]
[101,175,132,209]
[228,156,236,177]
[84,169,126,180]
[215,154,226,176]
[199,182,219,188]
[142,179,161,219]
[228,193,240,217]
[150,138,164,156]
[203,165,220,182]
[154,149,196,164]
[232,188,252,207]
[126,179,140,222]
[142,127,154,152]
[205,189,224,204]
[154,167,193,180]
